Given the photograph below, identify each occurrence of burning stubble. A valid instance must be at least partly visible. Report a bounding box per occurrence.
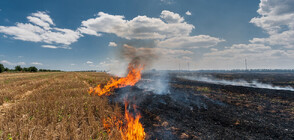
[88,43,172,139]
[88,44,156,140]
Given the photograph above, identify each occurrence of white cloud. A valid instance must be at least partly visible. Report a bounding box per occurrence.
[27,16,51,30]
[204,44,272,58]
[0,11,81,48]
[32,11,54,25]
[70,64,75,66]
[123,44,193,56]
[157,35,225,49]
[185,11,192,16]
[0,60,26,66]
[108,42,117,47]
[86,61,93,64]
[78,11,194,40]
[31,62,43,65]
[182,56,192,60]
[250,0,294,48]
[0,23,44,42]
[41,45,58,49]
[79,10,223,50]
[199,43,294,69]
[160,10,184,23]
[160,0,174,5]
[196,0,294,69]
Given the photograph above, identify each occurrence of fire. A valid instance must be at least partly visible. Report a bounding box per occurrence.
[103,102,146,140]
[88,63,143,96]
[89,62,146,139]
[121,102,146,140]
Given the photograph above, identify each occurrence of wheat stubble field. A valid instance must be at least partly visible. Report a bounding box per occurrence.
[0,72,121,140]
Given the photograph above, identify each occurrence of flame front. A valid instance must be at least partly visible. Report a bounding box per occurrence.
[89,62,145,139]
[89,63,143,96]
[121,103,146,140]
[103,102,146,140]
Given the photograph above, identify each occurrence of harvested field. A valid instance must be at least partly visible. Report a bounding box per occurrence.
[0,72,121,140]
[0,72,293,140]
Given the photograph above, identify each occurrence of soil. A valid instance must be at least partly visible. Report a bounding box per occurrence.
[110,72,294,140]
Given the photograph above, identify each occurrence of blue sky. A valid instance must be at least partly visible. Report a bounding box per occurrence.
[1,0,294,71]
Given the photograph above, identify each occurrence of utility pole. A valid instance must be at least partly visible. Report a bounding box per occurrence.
[245,59,248,71]
[179,63,181,72]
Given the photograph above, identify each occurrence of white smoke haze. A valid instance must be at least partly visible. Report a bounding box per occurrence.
[181,76,294,91]
[136,71,170,95]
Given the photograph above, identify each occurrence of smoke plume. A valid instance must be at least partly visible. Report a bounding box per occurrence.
[181,76,294,91]
[122,44,158,68]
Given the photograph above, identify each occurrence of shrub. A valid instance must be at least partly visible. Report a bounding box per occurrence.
[0,64,4,73]
[28,66,38,72]
[15,65,22,71]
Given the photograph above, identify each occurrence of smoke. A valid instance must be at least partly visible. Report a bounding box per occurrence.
[136,71,170,95]
[106,44,158,76]
[122,44,158,68]
[181,76,294,91]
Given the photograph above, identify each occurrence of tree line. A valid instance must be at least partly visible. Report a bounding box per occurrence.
[0,64,61,73]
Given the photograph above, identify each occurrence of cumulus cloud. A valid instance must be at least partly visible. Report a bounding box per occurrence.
[32,11,54,25]
[199,0,294,69]
[31,62,43,65]
[0,60,26,66]
[157,35,225,49]
[160,10,184,23]
[123,44,193,56]
[86,61,93,64]
[41,45,58,49]
[78,10,224,70]
[185,11,192,16]
[0,11,81,48]
[79,10,223,51]
[160,0,174,5]
[108,42,117,47]
[78,11,194,40]
[181,56,192,60]
[27,16,51,30]
[250,0,294,48]
[200,43,294,69]
[204,44,272,58]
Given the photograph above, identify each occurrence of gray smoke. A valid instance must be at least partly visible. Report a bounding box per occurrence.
[181,76,294,91]
[121,44,158,67]
[136,71,170,94]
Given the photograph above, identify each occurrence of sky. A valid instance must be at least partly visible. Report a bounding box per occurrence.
[0,0,294,72]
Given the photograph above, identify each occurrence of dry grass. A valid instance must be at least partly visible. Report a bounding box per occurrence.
[0,72,122,140]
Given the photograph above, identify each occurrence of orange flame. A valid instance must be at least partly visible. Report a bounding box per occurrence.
[89,63,144,96]
[103,102,146,140]
[90,62,145,139]
[121,102,146,140]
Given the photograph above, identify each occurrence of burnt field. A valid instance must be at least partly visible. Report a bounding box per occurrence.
[110,72,294,139]
[0,72,293,139]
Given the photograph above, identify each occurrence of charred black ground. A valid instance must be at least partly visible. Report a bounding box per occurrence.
[109,72,294,140]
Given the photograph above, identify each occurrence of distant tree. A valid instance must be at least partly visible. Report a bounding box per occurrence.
[28,66,38,72]
[0,64,4,73]
[23,67,29,72]
[4,67,9,72]
[15,65,22,71]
